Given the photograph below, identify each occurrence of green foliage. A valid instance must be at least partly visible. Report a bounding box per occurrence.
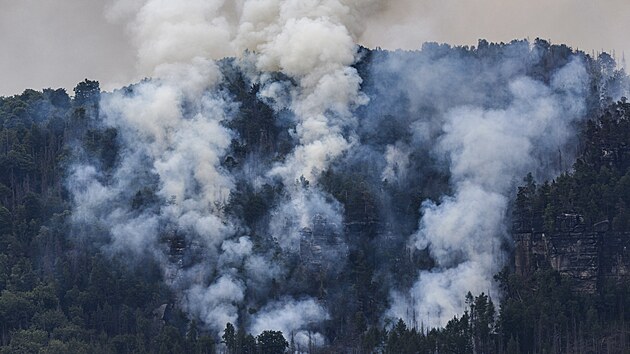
[0,82,204,353]
[356,292,495,354]
[495,268,630,353]
[514,100,630,232]
[222,322,236,353]
[73,80,100,107]
[352,272,630,353]
[256,330,288,354]
[0,329,48,353]
[0,49,627,353]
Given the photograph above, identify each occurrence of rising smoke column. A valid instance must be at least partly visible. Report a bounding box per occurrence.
[234,0,374,184]
[387,57,589,327]
[70,0,593,342]
[71,0,386,342]
[231,0,382,342]
[233,1,379,255]
[71,0,251,334]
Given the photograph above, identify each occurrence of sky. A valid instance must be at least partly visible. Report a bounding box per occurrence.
[0,0,629,96]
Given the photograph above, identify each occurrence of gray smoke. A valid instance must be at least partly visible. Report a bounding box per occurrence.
[70,60,239,333]
[64,0,629,347]
[229,0,384,341]
[69,0,386,343]
[5,0,630,96]
[233,0,379,185]
[250,298,329,349]
[72,0,243,335]
[70,29,609,345]
[385,54,589,327]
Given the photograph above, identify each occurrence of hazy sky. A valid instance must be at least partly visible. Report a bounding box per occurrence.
[0,0,135,96]
[1,0,629,96]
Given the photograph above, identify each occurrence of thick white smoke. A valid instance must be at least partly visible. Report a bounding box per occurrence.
[70,0,385,341]
[234,0,377,185]
[387,58,589,327]
[68,0,597,343]
[72,0,243,334]
[250,298,330,349]
[230,0,382,339]
[106,0,236,76]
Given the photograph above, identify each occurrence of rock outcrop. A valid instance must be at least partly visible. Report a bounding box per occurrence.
[514,214,630,292]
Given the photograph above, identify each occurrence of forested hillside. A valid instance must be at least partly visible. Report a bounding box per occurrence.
[0,40,628,353]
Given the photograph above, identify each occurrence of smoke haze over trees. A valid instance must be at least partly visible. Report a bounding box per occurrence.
[0,37,629,352]
[1,1,630,353]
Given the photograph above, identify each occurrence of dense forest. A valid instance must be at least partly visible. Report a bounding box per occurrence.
[0,40,629,353]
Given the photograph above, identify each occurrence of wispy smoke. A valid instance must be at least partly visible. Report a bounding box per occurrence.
[71,85,240,334]
[250,298,330,348]
[231,0,382,340]
[386,54,589,327]
[235,0,377,184]
[70,0,386,342]
[64,0,619,346]
[382,143,411,184]
[71,0,242,335]
[70,18,605,342]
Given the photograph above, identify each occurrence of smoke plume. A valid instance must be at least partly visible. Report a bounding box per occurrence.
[64,0,630,348]
[70,0,388,343]
[384,52,589,327]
